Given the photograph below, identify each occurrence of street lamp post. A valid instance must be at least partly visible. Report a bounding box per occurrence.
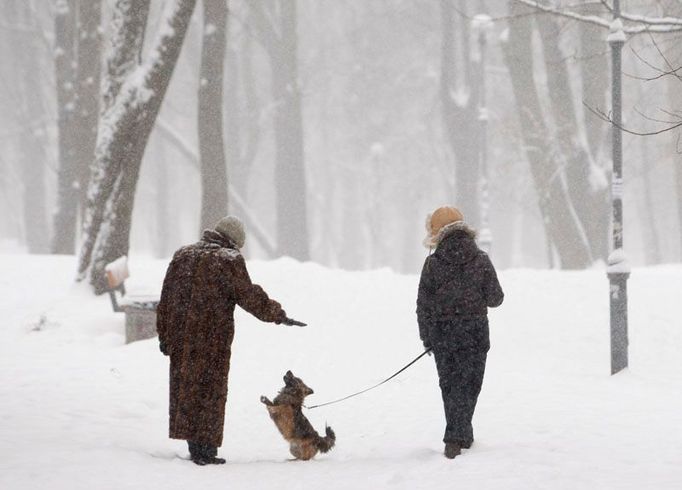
[607,0,630,375]
[472,14,493,254]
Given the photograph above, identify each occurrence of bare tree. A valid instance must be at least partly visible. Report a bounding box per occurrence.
[52,0,79,254]
[52,0,102,254]
[515,0,682,259]
[199,0,229,231]
[249,0,310,261]
[440,0,480,226]
[578,2,610,159]
[226,29,261,203]
[78,0,198,292]
[534,10,609,261]
[502,1,593,268]
[9,0,50,254]
[74,0,103,213]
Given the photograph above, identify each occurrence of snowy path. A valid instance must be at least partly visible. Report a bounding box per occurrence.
[1,255,680,490]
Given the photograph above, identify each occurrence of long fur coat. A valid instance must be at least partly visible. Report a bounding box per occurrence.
[157,230,286,446]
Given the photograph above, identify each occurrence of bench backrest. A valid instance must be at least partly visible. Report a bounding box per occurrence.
[105,256,129,312]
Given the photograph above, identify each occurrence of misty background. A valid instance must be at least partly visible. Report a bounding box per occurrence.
[1,0,681,284]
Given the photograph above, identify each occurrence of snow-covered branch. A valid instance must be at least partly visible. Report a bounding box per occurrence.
[598,0,682,27]
[513,0,682,34]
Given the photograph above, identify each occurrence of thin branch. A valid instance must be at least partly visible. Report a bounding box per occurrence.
[649,31,678,73]
[623,70,675,81]
[629,44,682,81]
[633,106,681,125]
[659,108,682,119]
[583,101,682,136]
[627,34,682,86]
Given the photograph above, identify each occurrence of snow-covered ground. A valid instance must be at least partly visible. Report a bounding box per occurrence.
[1,254,681,490]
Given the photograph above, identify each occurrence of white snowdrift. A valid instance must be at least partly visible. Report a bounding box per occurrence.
[0,254,680,490]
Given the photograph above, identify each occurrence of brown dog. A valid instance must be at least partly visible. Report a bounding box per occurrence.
[260,371,336,460]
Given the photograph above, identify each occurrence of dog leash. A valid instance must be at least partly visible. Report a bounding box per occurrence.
[304,348,432,410]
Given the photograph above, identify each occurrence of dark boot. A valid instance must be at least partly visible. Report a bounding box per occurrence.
[444,442,461,459]
[188,441,226,465]
[202,445,226,465]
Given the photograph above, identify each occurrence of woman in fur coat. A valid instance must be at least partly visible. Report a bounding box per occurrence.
[157,216,299,465]
[417,206,504,459]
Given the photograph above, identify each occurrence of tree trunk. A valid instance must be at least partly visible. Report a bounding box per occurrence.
[250,0,309,261]
[52,0,79,254]
[578,2,610,161]
[153,134,170,258]
[224,43,243,193]
[101,0,149,113]
[74,0,103,213]
[77,0,150,281]
[535,12,608,262]
[227,32,260,196]
[199,0,228,231]
[440,0,480,226]
[13,1,49,254]
[502,2,592,269]
[78,0,198,292]
[271,0,309,260]
[224,32,268,252]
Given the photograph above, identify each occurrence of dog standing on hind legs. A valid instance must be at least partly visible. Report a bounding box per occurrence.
[260,371,335,460]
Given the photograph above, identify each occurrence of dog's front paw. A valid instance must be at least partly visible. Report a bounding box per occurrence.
[260,396,273,405]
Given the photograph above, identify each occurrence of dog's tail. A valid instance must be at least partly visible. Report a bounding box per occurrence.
[316,426,336,453]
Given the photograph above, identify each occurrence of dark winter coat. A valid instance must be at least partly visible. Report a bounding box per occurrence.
[417,225,503,445]
[156,230,286,447]
[417,226,504,351]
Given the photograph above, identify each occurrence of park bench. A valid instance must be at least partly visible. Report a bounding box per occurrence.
[105,256,159,344]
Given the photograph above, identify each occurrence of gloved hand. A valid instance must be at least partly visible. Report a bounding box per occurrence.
[159,340,170,356]
[282,317,307,327]
[423,342,433,356]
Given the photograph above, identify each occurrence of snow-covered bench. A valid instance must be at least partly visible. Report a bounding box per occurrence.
[105,256,159,344]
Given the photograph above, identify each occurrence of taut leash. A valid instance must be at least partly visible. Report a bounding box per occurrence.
[304,348,432,410]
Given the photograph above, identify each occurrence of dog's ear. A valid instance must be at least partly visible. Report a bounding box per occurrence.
[284,370,293,382]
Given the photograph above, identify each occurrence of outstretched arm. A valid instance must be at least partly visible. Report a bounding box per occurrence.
[231,256,287,324]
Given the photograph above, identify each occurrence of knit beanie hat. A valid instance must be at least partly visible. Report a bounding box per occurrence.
[214,216,246,249]
[423,206,465,248]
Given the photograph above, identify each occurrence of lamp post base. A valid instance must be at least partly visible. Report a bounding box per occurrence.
[608,270,629,374]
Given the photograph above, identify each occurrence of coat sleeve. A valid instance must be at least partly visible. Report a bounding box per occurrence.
[416,257,433,346]
[230,256,287,324]
[481,254,504,308]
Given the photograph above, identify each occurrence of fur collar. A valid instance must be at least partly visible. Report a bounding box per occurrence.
[201,229,238,250]
[423,220,477,249]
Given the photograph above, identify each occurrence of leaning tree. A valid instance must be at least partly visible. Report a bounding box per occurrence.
[77,0,197,293]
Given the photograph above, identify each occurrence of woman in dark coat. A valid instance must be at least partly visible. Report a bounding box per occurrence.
[417,206,504,459]
[157,216,299,465]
